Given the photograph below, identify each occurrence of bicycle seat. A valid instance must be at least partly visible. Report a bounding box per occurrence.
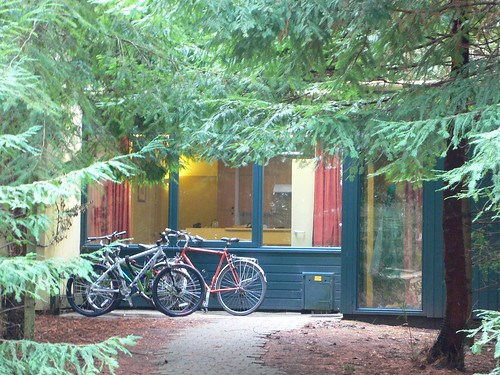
[221,237,240,244]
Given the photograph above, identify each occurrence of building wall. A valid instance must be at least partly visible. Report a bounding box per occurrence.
[36,196,82,310]
[341,169,499,319]
[122,245,342,312]
[73,160,499,317]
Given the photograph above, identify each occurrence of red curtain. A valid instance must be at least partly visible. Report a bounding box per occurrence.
[313,155,342,247]
[87,181,131,237]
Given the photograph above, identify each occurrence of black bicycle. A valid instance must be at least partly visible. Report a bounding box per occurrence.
[66,231,206,317]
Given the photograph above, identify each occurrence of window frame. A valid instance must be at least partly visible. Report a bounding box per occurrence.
[83,161,343,250]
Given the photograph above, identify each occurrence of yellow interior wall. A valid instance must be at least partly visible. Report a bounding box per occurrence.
[37,196,82,260]
[130,184,169,243]
[180,158,218,177]
[179,159,218,229]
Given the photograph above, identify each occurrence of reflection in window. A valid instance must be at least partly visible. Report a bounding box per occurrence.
[263,156,342,247]
[358,164,423,310]
[179,159,253,241]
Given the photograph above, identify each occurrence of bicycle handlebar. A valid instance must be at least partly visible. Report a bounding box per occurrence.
[163,228,203,244]
[164,228,239,246]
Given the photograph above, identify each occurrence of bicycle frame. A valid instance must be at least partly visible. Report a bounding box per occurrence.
[93,244,167,305]
[162,229,267,315]
[177,245,240,294]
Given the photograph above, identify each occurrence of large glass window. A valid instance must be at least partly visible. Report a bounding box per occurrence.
[262,156,342,247]
[86,181,169,243]
[86,155,343,247]
[358,164,423,310]
[178,159,253,241]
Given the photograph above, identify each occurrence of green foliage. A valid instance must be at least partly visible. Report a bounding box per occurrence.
[1,0,498,370]
[1,0,180,183]
[0,253,94,302]
[0,126,41,156]
[440,127,500,218]
[0,335,139,375]
[471,213,500,274]
[1,2,169,372]
[0,125,167,246]
[462,310,500,375]
[168,0,500,220]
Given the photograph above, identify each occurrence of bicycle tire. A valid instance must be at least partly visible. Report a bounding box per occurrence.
[216,260,267,316]
[152,264,205,317]
[66,264,121,317]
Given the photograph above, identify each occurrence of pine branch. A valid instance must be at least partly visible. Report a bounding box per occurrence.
[0,336,139,375]
[392,2,498,15]
[0,126,41,156]
[0,253,94,301]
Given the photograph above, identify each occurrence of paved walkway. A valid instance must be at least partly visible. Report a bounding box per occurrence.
[151,311,319,375]
[66,309,340,374]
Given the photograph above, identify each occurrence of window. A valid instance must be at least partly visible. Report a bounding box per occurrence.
[262,156,342,247]
[358,163,423,310]
[178,159,253,241]
[86,181,169,243]
[85,155,343,248]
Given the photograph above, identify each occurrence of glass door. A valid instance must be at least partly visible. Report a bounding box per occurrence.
[358,163,423,310]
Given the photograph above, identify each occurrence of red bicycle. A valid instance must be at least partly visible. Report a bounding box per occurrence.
[166,228,267,316]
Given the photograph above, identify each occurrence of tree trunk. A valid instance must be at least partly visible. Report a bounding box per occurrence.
[1,213,36,341]
[427,8,473,369]
[1,293,35,340]
[427,140,472,370]
[2,297,27,340]
[1,240,27,340]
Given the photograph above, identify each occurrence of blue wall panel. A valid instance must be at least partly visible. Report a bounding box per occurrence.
[121,245,342,312]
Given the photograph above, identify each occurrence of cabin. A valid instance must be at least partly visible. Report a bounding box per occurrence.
[55,155,498,319]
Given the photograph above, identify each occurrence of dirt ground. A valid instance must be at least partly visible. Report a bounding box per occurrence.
[263,318,495,375]
[35,313,198,375]
[35,312,495,375]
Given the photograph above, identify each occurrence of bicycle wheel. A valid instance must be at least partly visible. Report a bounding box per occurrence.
[152,264,205,317]
[66,264,121,317]
[216,260,267,316]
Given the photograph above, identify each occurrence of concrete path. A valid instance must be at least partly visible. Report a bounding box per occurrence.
[153,311,315,375]
[63,309,340,374]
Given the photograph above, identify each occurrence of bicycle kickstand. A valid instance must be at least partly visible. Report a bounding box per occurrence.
[201,290,210,313]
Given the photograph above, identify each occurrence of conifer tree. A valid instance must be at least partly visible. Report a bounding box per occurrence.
[1,0,172,371]
[2,0,498,371]
[166,0,499,370]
